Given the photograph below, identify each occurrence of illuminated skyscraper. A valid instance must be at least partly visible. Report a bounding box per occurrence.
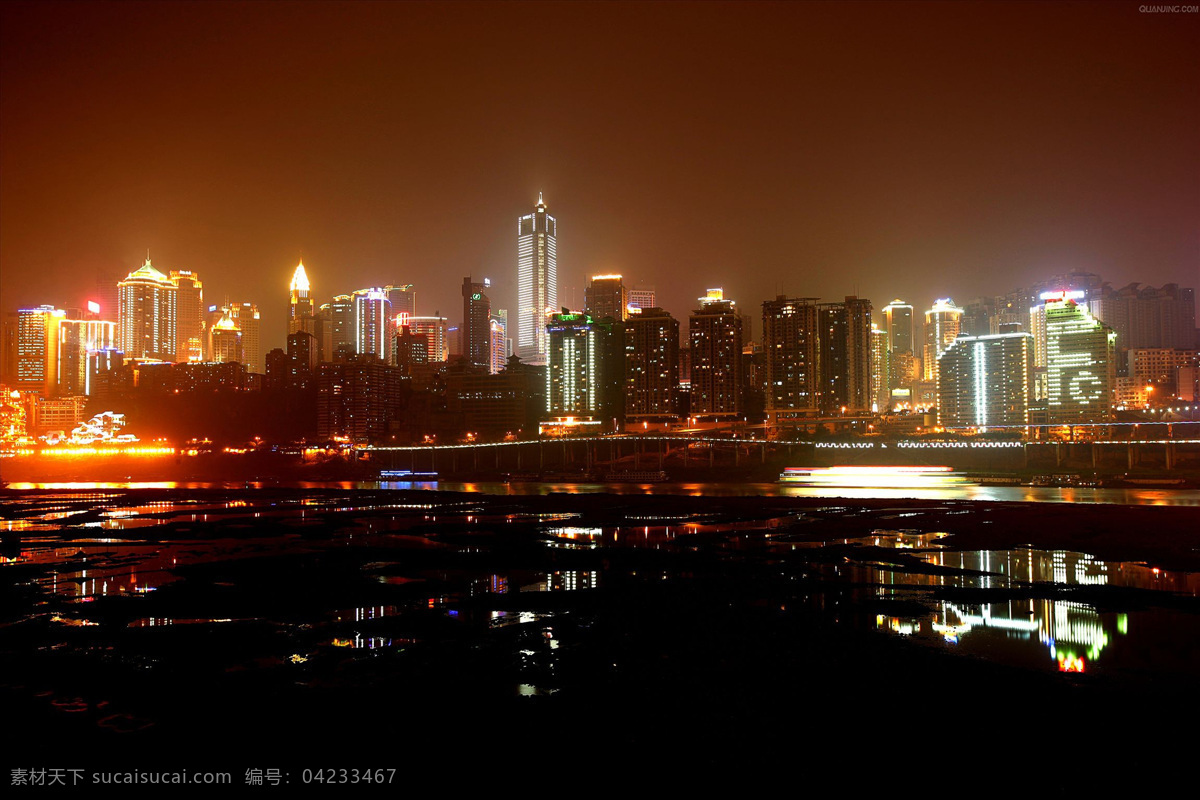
[689,293,742,419]
[547,311,603,419]
[462,277,492,369]
[1044,296,1116,424]
[882,300,914,355]
[353,288,391,362]
[870,323,889,412]
[57,318,117,395]
[585,274,628,322]
[289,260,319,345]
[489,317,508,375]
[207,302,261,372]
[17,305,65,396]
[923,298,963,386]
[517,193,557,365]
[937,332,1033,429]
[210,310,244,364]
[118,257,177,361]
[170,270,204,362]
[409,316,449,362]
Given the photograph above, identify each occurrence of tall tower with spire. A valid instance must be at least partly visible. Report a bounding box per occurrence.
[516,193,557,366]
[288,259,322,358]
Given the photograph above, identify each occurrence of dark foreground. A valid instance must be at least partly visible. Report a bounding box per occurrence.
[2,488,1198,788]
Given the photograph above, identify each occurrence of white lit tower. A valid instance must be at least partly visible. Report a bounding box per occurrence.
[517,193,557,365]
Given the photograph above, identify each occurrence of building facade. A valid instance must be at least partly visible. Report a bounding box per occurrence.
[461,277,492,369]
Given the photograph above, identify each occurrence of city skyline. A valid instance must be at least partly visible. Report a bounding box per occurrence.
[2,2,1196,355]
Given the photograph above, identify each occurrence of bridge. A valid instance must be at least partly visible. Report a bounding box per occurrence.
[359,424,1200,476]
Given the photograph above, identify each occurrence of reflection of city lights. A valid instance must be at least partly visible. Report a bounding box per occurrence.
[781,466,967,487]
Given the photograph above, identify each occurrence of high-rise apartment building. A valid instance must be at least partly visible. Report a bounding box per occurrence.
[936,332,1033,429]
[118,258,177,361]
[761,297,821,422]
[1044,296,1116,424]
[322,294,354,362]
[170,270,204,362]
[815,297,872,415]
[585,274,628,322]
[624,307,679,424]
[462,277,492,369]
[689,295,742,419]
[517,193,557,365]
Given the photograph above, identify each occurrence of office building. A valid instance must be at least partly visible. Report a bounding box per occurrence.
[516,193,557,365]
[17,305,65,396]
[546,311,602,419]
[585,274,628,322]
[289,260,316,338]
[461,277,492,369]
[118,257,177,361]
[210,310,244,364]
[870,323,889,412]
[353,288,391,362]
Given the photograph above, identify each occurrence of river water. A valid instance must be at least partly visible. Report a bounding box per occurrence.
[9,479,1198,505]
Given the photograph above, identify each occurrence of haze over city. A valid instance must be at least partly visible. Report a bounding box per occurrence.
[2,1,1196,353]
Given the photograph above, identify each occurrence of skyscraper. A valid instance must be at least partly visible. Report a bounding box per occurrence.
[689,293,742,419]
[1044,296,1116,424]
[461,277,492,369]
[17,305,64,396]
[923,298,963,385]
[517,193,557,365]
[353,288,391,362]
[882,299,915,390]
[324,294,355,362]
[170,270,204,362]
[761,297,821,423]
[118,257,177,361]
[210,311,244,364]
[289,260,319,344]
[585,274,628,322]
[409,316,449,362]
[624,307,679,425]
[937,332,1033,429]
[870,323,889,412]
[813,297,873,415]
[57,318,117,396]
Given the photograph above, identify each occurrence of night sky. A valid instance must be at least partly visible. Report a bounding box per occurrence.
[2,1,1196,351]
